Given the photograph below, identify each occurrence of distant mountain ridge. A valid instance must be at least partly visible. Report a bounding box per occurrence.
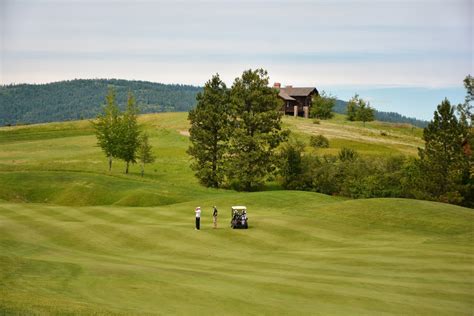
[0,79,428,127]
[0,79,201,126]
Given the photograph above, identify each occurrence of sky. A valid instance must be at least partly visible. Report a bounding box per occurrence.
[1,0,472,120]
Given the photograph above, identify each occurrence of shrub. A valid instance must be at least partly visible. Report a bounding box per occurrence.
[338,147,358,162]
[310,135,329,148]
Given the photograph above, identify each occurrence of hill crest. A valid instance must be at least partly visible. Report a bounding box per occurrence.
[0,78,427,127]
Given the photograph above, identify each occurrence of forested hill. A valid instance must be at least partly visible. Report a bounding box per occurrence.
[0,79,427,127]
[0,79,201,126]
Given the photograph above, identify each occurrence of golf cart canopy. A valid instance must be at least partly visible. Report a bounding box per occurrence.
[231,206,247,210]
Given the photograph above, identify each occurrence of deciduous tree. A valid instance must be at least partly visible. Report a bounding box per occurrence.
[356,100,375,126]
[92,87,122,172]
[346,94,359,121]
[137,133,155,177]
[118,92,140,174]
[310,91,336,119]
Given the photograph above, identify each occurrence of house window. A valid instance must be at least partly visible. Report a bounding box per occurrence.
[286,101,290,108]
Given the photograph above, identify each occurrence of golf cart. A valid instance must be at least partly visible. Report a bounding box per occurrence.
[230,206,248,229]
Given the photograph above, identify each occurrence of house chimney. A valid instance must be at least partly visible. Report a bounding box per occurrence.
[273,82,281,89]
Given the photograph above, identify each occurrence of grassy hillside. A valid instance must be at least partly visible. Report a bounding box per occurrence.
[285,114,424,156]
[0,113,472,315]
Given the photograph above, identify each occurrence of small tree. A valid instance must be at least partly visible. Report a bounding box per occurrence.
[356,100,375,126]
[187,74,230,188]
[137,133,155,177]
[310,91,336,119]
[346,94,374,126]
[92,87,122,172]
[118,92,140,174]
[346,94,359,121]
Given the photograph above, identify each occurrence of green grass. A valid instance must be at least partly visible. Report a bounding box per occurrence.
[0,112,473,315]
[1,197,472,315]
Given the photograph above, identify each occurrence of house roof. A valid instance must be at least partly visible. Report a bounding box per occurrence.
[280,87,317,97]
[278,90,296,101]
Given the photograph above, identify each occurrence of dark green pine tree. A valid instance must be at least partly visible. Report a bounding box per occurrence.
[418,98,470,204]
[118,92,140,174]
[91,87,122,172]
[228,69,289,191]
[187,74,230,188]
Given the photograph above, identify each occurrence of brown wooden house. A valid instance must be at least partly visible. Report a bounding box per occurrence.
[274,82,319,118]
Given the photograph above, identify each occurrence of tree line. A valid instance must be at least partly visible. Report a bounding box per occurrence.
[0,79,200,126]
[92,88,155,176]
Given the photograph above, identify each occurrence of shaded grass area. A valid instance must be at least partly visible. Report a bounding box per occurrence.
[0,197,472,315]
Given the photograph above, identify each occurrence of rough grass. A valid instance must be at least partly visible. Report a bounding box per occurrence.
[283,114,424,156]
[0,112,473,315]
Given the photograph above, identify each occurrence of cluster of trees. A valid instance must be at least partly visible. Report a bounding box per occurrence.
[92,88,155,175]
[310,92,376,126]
[0,79,201,126]
[188,69,288,191]
[332,97,428,128]
[346,94,375,125]
[279,75,473,207]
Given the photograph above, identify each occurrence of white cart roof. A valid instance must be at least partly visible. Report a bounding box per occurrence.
[231,206,247,210]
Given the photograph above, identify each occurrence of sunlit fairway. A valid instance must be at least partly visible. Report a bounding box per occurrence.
[0,113,472,315]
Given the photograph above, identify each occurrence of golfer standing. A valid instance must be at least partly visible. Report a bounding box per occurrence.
[212,206,218,229]
[195,207,201,230]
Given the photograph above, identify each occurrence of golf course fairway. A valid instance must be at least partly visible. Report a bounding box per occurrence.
[0,113,473,315]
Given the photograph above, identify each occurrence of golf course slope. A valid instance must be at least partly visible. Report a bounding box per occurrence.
[0,113,473,315]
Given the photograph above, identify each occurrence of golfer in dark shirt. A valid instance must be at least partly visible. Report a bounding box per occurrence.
[212,206,218,229]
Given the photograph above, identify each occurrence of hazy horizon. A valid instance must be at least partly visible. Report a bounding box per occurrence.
[1,0,472,120]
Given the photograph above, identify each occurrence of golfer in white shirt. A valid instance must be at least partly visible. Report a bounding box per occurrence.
[195,207,201,230]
